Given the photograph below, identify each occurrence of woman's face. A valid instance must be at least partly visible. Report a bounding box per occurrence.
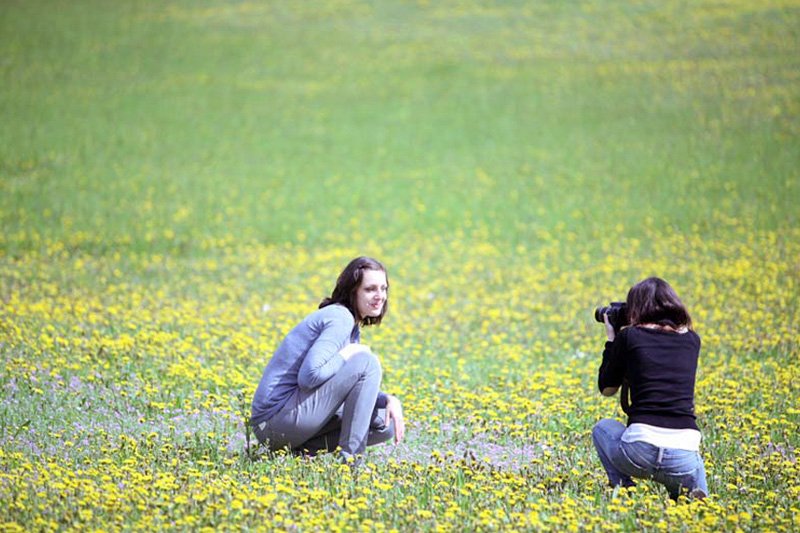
[355,269,388,321]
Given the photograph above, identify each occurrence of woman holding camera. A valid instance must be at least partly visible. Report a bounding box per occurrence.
[592,277,708,500]
[250,256,405,465]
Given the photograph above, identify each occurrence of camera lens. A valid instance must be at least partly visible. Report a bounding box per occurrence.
[594,306,608,323]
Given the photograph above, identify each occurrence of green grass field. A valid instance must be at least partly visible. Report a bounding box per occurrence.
[2,0,799,530]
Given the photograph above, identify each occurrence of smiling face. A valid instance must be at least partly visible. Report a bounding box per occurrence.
[355,269,388,322]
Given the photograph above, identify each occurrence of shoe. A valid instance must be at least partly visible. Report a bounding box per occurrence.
[608,478,636,489]
[689,488,707,500]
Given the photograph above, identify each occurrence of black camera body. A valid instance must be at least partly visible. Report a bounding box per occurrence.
[594,302,629,333]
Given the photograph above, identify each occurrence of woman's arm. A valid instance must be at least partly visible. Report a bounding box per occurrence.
[385,394,405,443]
[598,328,626,394]
[297,309,353,391]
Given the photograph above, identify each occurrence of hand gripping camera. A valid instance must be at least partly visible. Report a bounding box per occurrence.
[594,302,629,333]
[595,302,632,412]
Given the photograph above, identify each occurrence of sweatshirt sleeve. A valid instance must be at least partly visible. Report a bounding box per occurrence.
[598,331,626,392]
[297,307,353,391]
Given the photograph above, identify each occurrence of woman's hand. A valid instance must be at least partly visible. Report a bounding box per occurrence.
[386,395,405,444]
[339,343,371,361]
[603,313,616,342]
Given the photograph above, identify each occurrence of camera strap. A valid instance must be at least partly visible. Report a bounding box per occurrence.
[620,380,631,414]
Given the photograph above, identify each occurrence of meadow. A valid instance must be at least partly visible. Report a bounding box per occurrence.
[1,0,799,531]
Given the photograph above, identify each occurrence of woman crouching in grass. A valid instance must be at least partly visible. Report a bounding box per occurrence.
[592,277,708,500]
[250,257,405,466]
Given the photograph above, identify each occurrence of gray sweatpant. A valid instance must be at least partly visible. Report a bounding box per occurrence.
[253,351,393,457]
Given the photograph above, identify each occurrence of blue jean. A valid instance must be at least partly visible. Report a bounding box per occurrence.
[592,419,708,500]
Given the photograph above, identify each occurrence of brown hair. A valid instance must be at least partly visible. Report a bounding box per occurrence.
[626,277,692,329]
[320,256,388,326]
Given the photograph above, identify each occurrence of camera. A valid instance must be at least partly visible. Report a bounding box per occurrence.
[594,302,629,332]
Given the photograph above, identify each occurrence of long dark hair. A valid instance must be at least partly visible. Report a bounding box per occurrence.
[320,256,388,326]
[626,277,692,329]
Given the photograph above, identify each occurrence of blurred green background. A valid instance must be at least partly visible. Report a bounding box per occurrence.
[2,2,800,530]
[2,0,797,255]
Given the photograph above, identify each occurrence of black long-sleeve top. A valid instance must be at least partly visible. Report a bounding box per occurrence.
[599,326,701,430]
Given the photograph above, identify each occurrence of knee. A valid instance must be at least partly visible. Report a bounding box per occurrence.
[592,418,622,443]
[593,418,621,433]
[591,419,608,439]
[348,350,382,378]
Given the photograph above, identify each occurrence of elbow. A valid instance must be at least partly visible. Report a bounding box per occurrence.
[297,372,319,391]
